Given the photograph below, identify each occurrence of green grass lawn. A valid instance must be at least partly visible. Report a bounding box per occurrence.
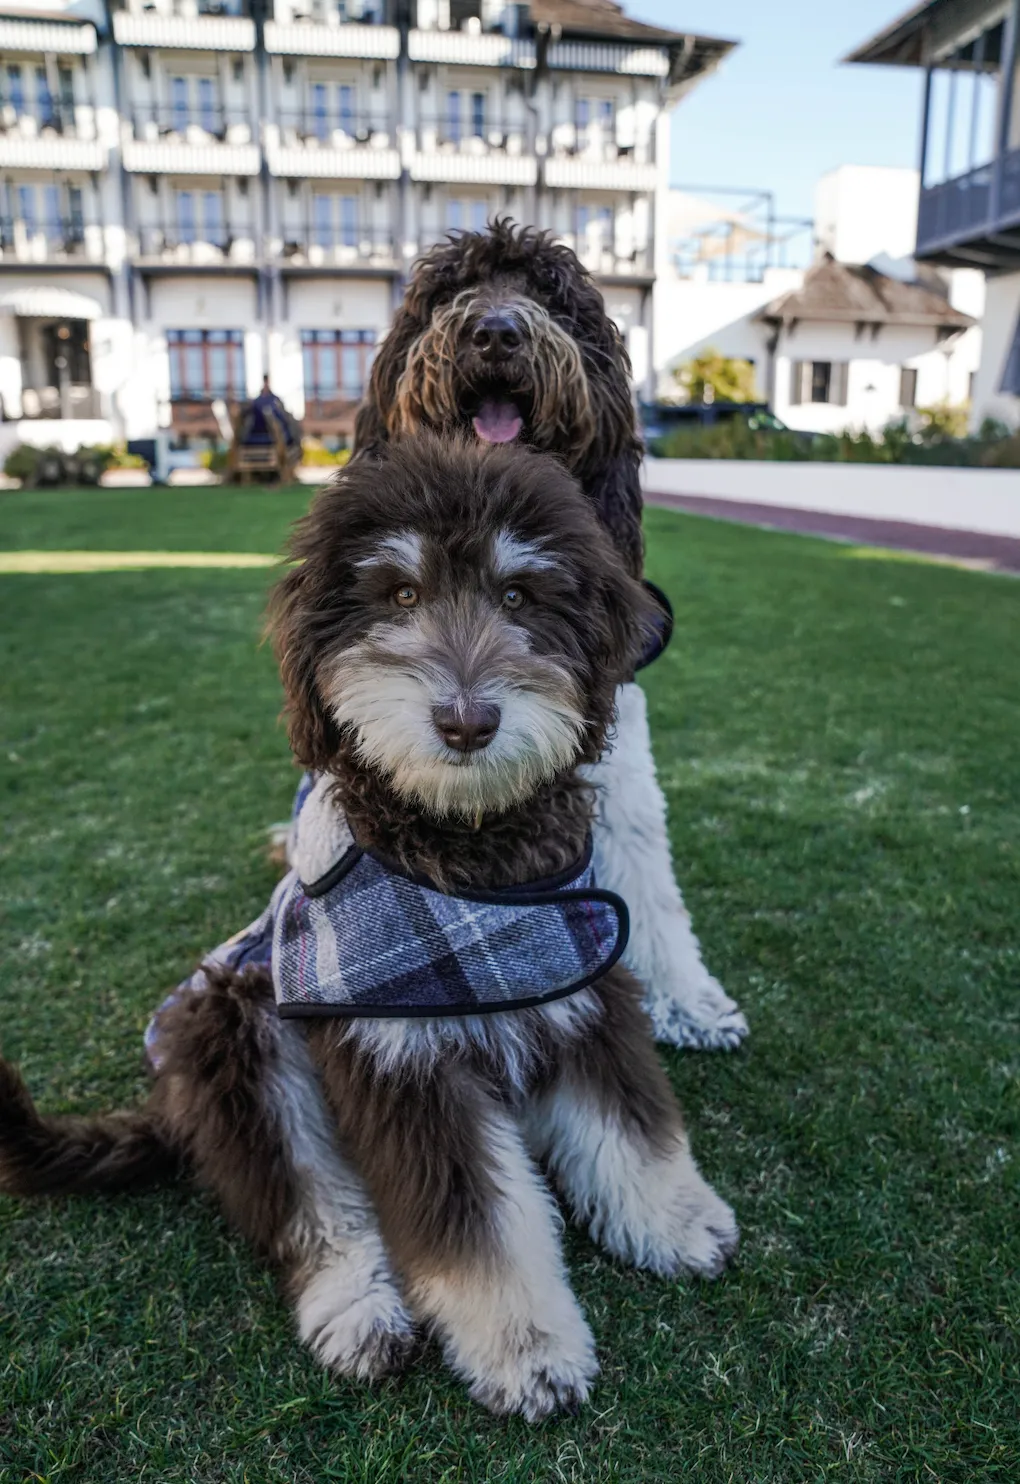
[1,487,1018,1483]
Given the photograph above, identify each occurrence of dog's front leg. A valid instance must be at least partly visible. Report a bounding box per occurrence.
[309,1034,598,1421]
[152,968,415,1381]
[526,969,739,1279]
[581,681,749,1050]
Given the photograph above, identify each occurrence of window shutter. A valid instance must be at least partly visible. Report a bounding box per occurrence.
[899,366,918,408]
[789,360,804,405]
[832,362,849,406]
[999,312,1020,396]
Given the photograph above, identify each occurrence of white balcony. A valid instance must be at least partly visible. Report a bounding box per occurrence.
[264,22,399,58]
[547,42,669,78]
[411,150,536,186]
[544,158,658,192]
[112,12,256,50]
[0,18,96,53]
[267,144,400,178]
[123,138,260,174]
[0,135,105,171]
[408,30,536,68]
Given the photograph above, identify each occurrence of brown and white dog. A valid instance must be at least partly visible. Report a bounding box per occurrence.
[0,438,738,1420]
[351,219,747,1051]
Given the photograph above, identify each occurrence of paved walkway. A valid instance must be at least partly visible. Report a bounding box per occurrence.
[645,490,1020,574]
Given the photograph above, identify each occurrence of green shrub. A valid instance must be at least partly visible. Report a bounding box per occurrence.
[673,347,760,405]
[300,438,350,467]
[654,415,1018,468]
[3,443,43,483]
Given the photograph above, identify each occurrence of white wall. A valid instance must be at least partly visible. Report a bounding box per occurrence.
[271,276,393,418]
[814,166,920,265]
[653,268,802,400]
[971,271,1020,430]
[643,459,1020,539]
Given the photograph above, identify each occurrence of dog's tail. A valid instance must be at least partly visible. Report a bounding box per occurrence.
[0,1057,179,1197]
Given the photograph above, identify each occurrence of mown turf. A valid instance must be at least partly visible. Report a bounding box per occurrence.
[1,487,1017,1483]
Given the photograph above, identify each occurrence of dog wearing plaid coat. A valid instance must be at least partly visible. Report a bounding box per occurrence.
[0,439,738,1420]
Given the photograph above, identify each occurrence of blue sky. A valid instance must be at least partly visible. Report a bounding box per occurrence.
[636,1,923,221]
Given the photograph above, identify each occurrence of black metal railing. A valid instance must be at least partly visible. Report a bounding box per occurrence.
[131,106,252,142]
[136,221,256,260]
[0,216,95,260]
[1001,145,1020,221]
[276,108,392,144]
[547,123,653,163]
[20,384,101,419]
[416,114,527,152]
[279,228,395,262]
[917,163,994,250]
[0,103,87,137]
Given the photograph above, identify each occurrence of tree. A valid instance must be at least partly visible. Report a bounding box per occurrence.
[674,347,759,405]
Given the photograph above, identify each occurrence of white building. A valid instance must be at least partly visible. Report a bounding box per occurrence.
[0,0,734,456]
[848,0,1020,431]
[653,164,983,436]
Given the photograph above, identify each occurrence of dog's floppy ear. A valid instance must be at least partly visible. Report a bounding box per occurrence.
[595,560,663,686]
[352,304,424,453]
[267,556,344,771]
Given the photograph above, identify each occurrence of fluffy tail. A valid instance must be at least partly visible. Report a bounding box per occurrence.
[0,1057,179,1197]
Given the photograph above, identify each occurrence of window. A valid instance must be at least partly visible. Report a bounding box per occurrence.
[58,66,74,114]
[470,92,485,139]
[446,198,462,231]
[66,186,84,242]
[41,184,60,236]
[198,77,217,134]
[1000,313,1020,396]
[338,83,355,132]
[789,361,849,406]
[312,82,328,140]
[18,183,35,233]
[6,65,23,114]
[167,329,245,401]
[35,66,54,127]
[575,97,590,130]
[899,366,918,409]
[177,190,196,242]
[597,99,613,129]
[447,90,461,144]
[312,195,358,248]
[575,204,613,252]
[301,329,376,401]
[446,198,487,232]
[202,191,224,245]
[171,76,189,132]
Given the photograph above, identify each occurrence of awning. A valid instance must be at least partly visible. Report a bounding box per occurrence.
[0,285,104,319]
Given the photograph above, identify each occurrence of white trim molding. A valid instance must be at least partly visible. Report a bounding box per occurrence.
[267,145,401,178]
[112,13,256,51]
[122,139,261,175]
[0,18,96,53]
[0,137,105,171]
[264,22,400,58]
[407,29,536,68]
[410,151,538,185]
[548,42,669,77]
[543,159,659,192]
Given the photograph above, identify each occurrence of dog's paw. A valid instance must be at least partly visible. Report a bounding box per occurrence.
[467,1318,599,1422]
[297,1263,416,1381]
[644,975,749,1052]
[665,1178,740,1281]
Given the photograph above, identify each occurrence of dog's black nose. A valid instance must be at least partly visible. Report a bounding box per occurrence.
[433,702,501,753]
[471,312,522,362]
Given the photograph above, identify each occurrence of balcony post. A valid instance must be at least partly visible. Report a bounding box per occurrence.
[991,0,1020,220]
[919,65,933,187]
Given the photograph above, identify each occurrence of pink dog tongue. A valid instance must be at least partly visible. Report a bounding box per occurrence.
[473,399,523,444]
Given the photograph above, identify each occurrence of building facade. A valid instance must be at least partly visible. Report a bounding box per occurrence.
[849,0,1020,429]
[0,0,732,455]
[653,166,983,436]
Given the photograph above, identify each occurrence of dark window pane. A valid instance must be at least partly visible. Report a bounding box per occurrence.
[810,362,831,403]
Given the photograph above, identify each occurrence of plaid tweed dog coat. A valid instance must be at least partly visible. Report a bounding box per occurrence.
[146,773,628,1068]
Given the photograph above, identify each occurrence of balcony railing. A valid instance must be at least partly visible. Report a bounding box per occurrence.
[276,107,393,147]
[557,234,652,278]
[19,383,101,419]
[0,217,104,264]
[0,105,94,140]
[136,221,257,264]
[917,148,1020,258]
[547,122,653,165]
[416,115,528,155]
[279,227,395,267]
[131,105,253,145]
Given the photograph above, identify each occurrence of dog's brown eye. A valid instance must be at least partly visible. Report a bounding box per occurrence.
[502,586,526,611]
[394,584,420,609]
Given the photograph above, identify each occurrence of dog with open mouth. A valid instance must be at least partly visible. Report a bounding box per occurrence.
[0,437,738,1420]
[350,218,747,1052]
